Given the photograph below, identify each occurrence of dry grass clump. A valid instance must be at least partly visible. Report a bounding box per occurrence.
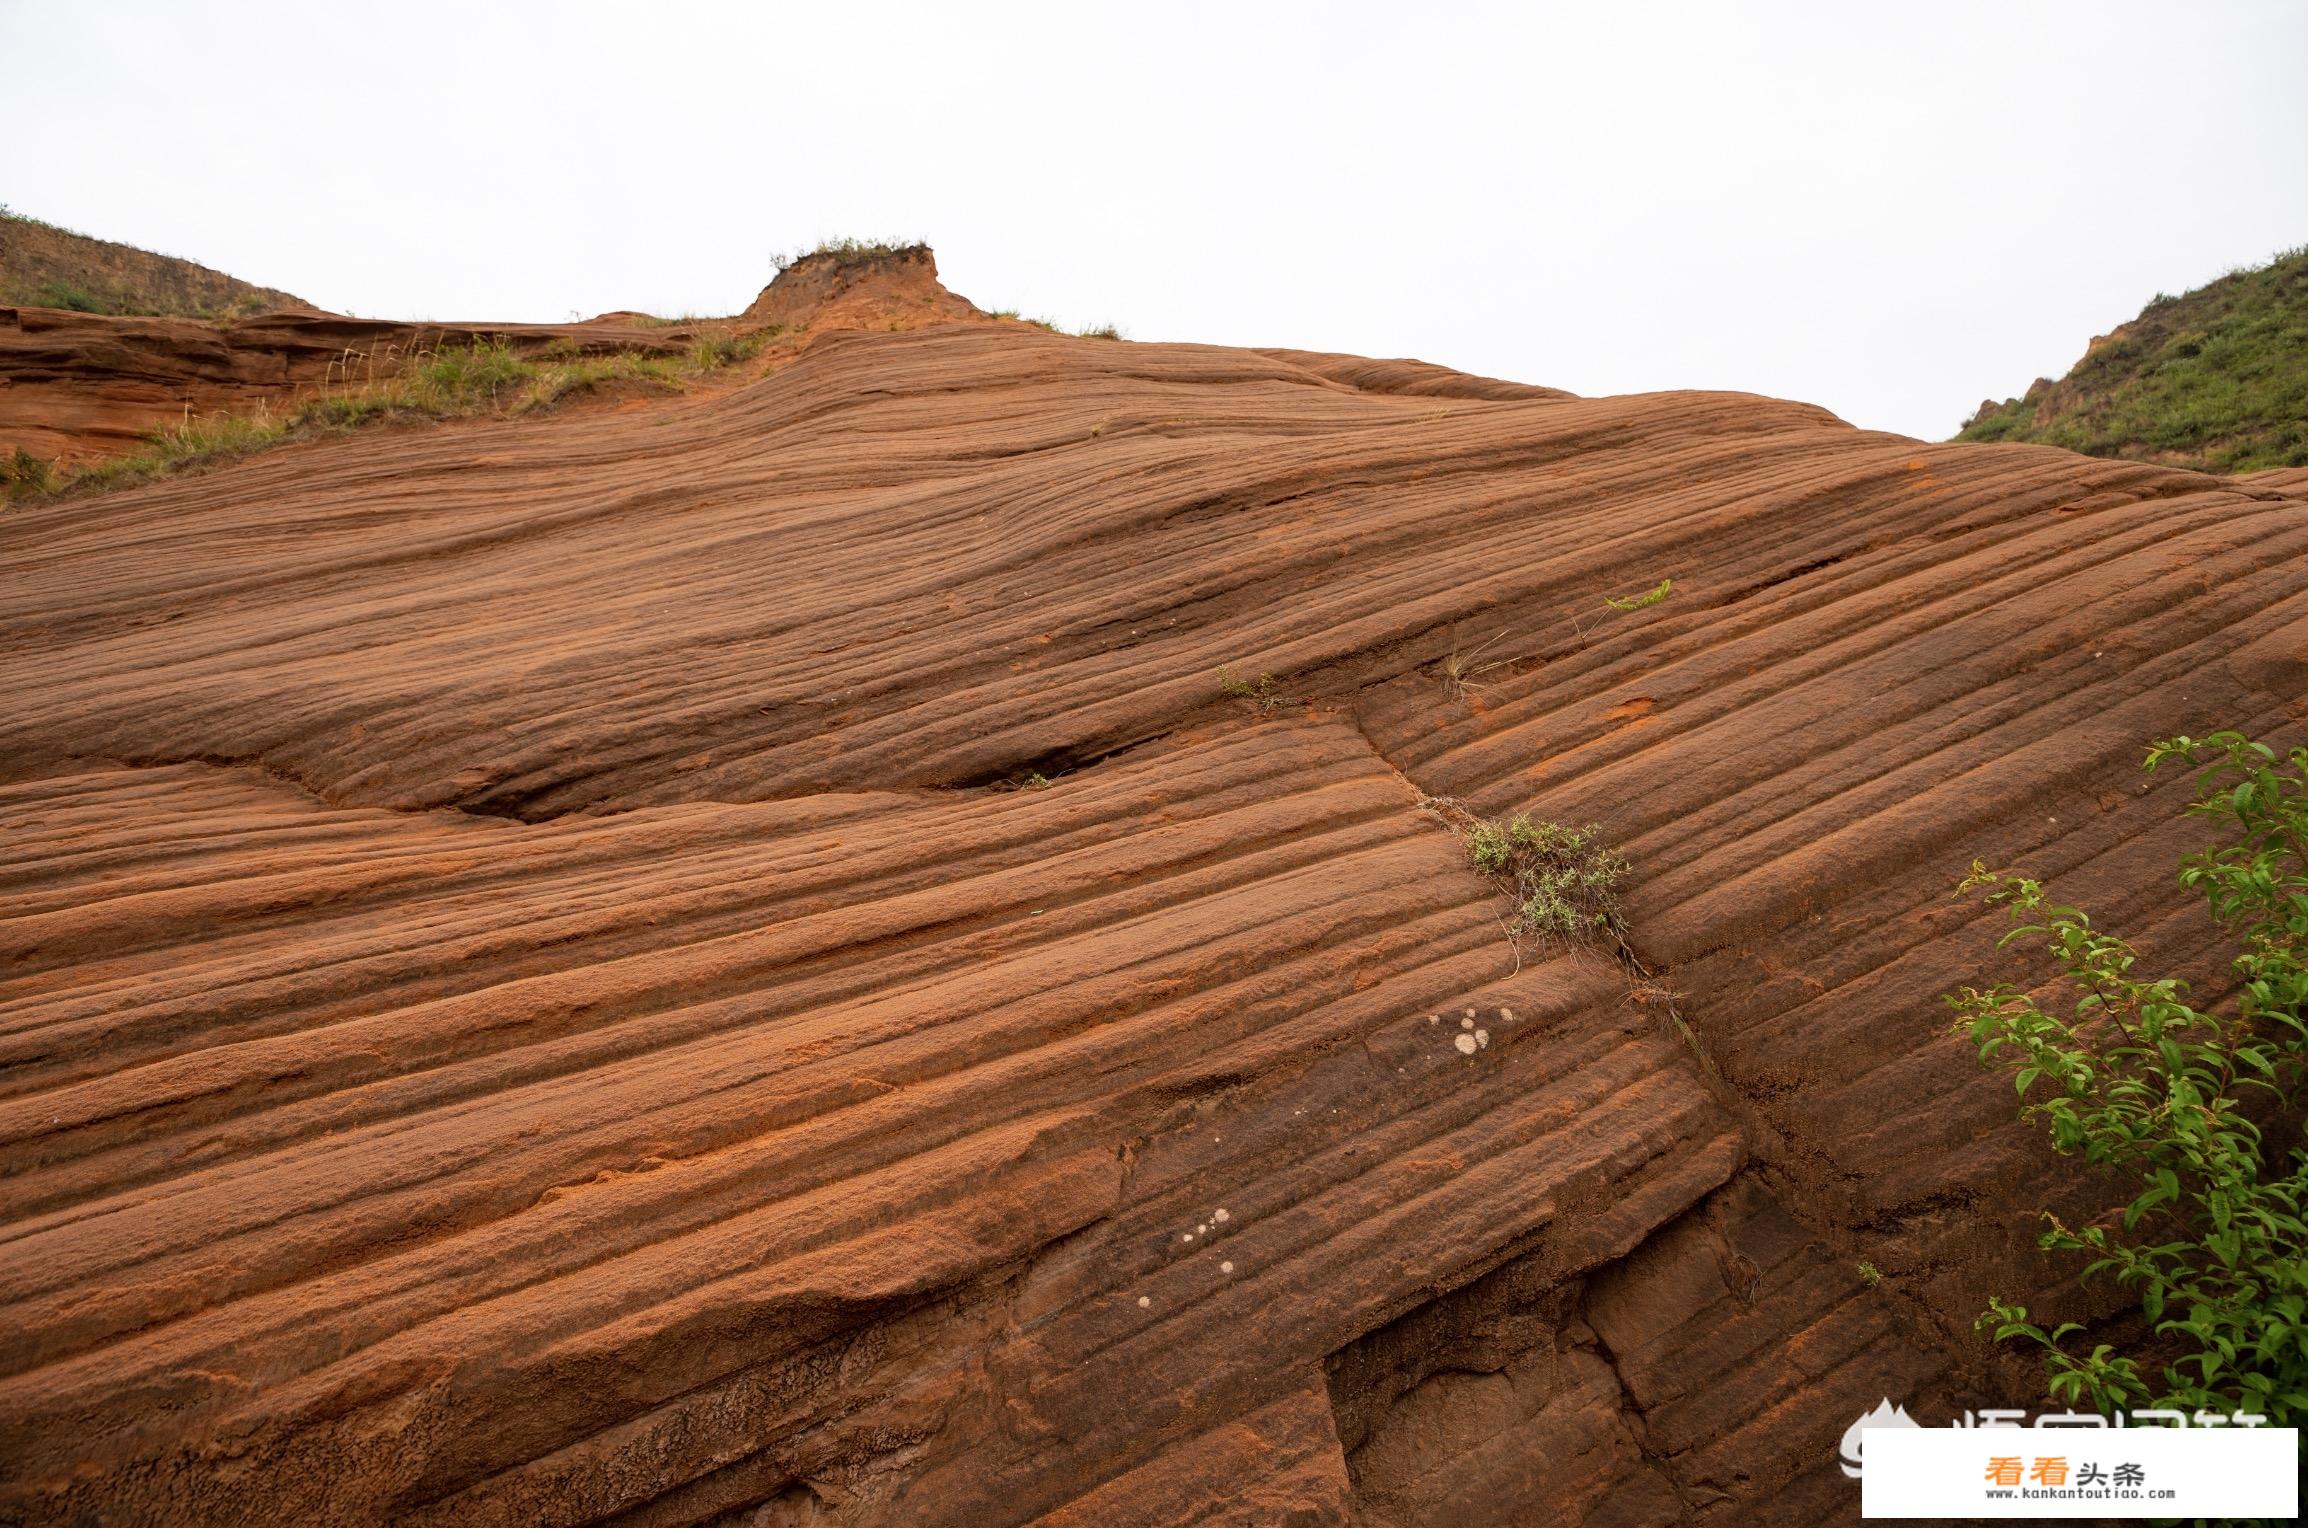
[1217,665,1292,713]
[1438,631,1515,700]
[769,237,927,274]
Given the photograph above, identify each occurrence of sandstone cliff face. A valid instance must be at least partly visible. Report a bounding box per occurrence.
[2,277,2304,1523]
[1,247,1001,470]
[0,308,708,465]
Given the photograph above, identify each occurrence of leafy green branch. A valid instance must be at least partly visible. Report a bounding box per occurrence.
[1951,731,2308,1424]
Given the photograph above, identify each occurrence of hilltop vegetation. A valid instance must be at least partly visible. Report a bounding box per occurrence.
[768,236,928,273]
[1,204,314,319]
[1957,246,2307,473]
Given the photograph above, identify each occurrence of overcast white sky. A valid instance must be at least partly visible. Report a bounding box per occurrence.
[5,1,2304,440]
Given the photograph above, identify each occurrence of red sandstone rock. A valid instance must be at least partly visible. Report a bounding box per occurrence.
[1,259,2302,1523]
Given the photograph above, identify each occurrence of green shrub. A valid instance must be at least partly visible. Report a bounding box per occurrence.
[31,279,105,313]
[1951,731,2308,1424]
[1465,816,1629,941]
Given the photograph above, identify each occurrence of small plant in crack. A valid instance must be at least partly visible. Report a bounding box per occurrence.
[1603,577,1673,612]
[1464,816,1630,942]
[1857,1260,1882,1288]
[1425,792,1717,1080]
[1217,665,1291,713]
[1570,576,1675,649]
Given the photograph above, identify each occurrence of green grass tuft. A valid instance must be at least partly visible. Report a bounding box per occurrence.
[1603,577,1673,612]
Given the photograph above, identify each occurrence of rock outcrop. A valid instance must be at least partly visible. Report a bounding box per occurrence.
[0,308,708,466]
[3,309,2304,1523]
[2,245,1002,470]
[741,242,988,333]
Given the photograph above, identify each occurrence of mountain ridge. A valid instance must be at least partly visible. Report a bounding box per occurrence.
[0,205,318,319]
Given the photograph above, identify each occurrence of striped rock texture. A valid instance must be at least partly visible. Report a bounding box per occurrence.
[3,307,2304,1524]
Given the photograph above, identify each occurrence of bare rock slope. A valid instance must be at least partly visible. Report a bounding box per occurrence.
[3,255,2306,1524]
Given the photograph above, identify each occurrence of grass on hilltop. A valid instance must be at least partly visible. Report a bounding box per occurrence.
[1956,245,2308,473]
[769,237,928,274]
[2,201,310,320]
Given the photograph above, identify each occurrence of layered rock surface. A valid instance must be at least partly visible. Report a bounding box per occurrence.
[3,274,2306,1523]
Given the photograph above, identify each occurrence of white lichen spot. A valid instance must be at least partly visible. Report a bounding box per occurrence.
[1464,1007,1476,1018]
[1182,1232,1195,1243]
[1214,1208,1230,1223]
[1476,1028,1490,1048]
[1427,1013,1439,1024]
[1461,1016,1475,1030]
[1500,1006,1515,1021]
[1197,1223,1208,1234]
[1137,1295,1151,1308]
[1220,1260,1235,1274]
[1453,1032,1479,1055]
